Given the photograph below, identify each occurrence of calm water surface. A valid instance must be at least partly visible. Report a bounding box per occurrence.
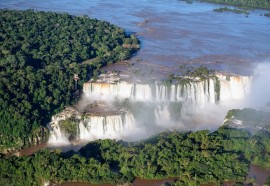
[1,0,270,75]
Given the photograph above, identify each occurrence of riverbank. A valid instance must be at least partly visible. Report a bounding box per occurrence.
[248,165,270,185]
[51,166,270,186]
[59,177,176,186]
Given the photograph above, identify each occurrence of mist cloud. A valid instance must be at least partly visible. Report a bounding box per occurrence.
[247,62,270,108]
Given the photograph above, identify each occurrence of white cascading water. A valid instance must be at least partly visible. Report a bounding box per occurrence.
[79,113,135,140]
[217,73,252,101]
[83,82,134,100]
[47,114,71,145]
[135,84,153,101]
[156,84,168,101]
[84,80,218,103]
[48,107,135,145]
[48,73,252,145]
[83,74,251,103]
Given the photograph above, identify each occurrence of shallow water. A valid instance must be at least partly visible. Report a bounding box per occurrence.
[248,165,270,186]
[57,177,176,186]
[1,0,270,76]
[19,143,47,156]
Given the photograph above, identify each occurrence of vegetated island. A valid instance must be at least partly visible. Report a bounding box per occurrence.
[0,9,139,153]
[202,0,270,16]
[201,0,270,9]
[1,108,270,185]
[213,7,250,15]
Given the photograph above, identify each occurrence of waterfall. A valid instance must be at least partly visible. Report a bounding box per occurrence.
[174,78,217,109]
[82,74,252,121]
[217,74,252,101]
[48,73,252,145]
[135,84,153,101]
[79,113,135,140]
[156,84,168,101]
[83,81,135,100]
[48,107,135,145]
[83,78,220,103]
[47,114,70,145]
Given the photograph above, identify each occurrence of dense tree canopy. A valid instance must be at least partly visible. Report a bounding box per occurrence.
[0,9,139,151]
[1,126,269,185]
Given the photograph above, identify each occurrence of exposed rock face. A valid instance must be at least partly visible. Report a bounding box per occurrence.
[27,127,49,146]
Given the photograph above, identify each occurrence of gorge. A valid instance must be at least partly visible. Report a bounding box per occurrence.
[48,70,253,145]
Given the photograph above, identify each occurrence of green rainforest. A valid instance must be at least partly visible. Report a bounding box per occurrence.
[0,9,139,151]
[1,6,270,186]
[1,125,270,185]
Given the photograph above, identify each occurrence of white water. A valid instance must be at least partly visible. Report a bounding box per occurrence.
[84,79,218,103]
[83,82,135,100]
[217,74,252,101]
[48,108,135,145]
[47,111,73,145]
[84,74,252,104]
[49,73,252,145]
[247,63,270,108]
[79,113,135,140]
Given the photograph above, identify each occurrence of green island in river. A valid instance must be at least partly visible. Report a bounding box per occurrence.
[0,4,270,186]
[201,0,270,10]
[201,0,270,16]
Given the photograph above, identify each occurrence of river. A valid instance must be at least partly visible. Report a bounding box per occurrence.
[1,0,270,76]
[248,164,270,186]
[59,177,176,186]
[2,0,270,185]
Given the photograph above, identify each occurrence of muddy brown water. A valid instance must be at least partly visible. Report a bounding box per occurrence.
[248,164,270,186]
[55,168,270,186]
[60,183,111,186]
[19,143,48,156]
[59,177,176,186]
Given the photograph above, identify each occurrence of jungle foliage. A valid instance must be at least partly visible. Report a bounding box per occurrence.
[225,108,263,125]
[213,7,250,14]
[1,126,270,185]
[0,9,139,151]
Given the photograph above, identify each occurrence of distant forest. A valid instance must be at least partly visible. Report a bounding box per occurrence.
[0,9,139,151]
[202,0,270,9]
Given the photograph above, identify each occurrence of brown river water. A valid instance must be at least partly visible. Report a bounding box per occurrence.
[57,167,270,186]
[58,178,175,186]
[58,177,177,186]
